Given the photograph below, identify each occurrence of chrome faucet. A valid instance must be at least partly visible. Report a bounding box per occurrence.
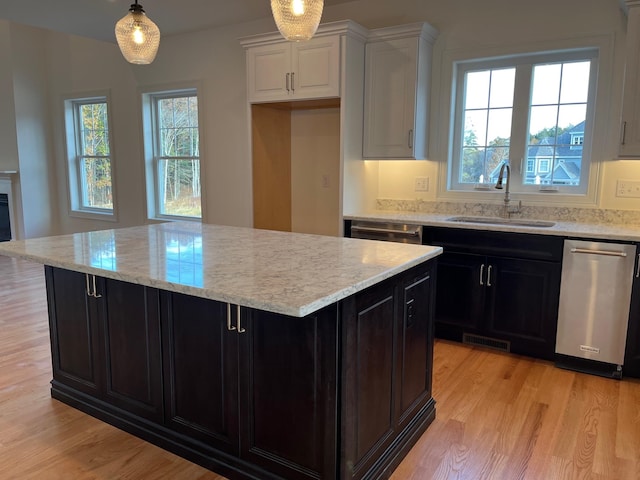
[494,160,521,218]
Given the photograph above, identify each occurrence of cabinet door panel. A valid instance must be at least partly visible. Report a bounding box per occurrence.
[101,278,163,422]
[434,252,485,338]
[625,248,640,377]
[340,280,396,479]
[293,36,340,98]
[240,307,337,480]
[247,43,290,102]
[485,257,560,360]
[396,268,434,428]
[45,267,102,395]
[162,293,239,453]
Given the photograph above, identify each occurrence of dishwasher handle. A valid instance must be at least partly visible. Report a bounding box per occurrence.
[350,225,421,237]
[570,247,628,258]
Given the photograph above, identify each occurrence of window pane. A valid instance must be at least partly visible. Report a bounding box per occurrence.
[81,157,112,209]
[80,103,110,156]
[464,110,488,146]
[465,71,490,109]
[560,61,590,104]
[158,159,201,217]
[489,68,515,108]
[487,109,512,145]
[526,59,591,187]
[531,64,561,105]
[157,95,199,157]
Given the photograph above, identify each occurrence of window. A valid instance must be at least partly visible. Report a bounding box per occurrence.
[449,49,597,195]
[64,96,114,217]
[142,88,201,220]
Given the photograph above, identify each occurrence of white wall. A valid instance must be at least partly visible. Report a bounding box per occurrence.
[9,23,56,238]
[0,0,637,239]
[0,21,19,172]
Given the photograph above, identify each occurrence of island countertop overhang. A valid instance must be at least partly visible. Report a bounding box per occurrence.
[0,222,442,317]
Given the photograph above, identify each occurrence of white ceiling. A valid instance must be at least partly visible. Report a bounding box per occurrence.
[0,0,353,43]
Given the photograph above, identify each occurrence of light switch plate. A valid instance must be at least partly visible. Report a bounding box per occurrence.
[415,177,429,192]
[616,179,640,197]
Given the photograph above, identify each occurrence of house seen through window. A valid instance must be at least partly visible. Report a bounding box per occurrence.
[450,49,597,194]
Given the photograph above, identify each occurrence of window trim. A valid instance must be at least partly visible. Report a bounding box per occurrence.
[434,34,614,207]
[63,92,117,221]
[140,84,204,223]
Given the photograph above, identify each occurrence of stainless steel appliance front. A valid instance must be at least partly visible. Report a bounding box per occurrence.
[556,239,636,369]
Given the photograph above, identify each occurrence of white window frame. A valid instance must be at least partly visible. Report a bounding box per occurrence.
[141,85,203,222]
[63,93,117,220]
[435,34,613,206]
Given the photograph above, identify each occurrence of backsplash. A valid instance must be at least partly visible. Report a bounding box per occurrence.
[376,199,640,226]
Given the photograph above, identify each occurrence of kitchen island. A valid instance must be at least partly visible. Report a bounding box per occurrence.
[0,222,442,480]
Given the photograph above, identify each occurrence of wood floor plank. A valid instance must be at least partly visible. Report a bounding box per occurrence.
[2,255,640,479]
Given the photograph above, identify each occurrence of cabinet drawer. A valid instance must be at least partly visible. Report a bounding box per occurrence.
[424,227,563,262]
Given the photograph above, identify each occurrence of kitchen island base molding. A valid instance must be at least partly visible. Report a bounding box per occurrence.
[45,261,437,480]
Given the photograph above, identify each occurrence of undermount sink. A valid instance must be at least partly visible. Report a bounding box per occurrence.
[447,216,556,228]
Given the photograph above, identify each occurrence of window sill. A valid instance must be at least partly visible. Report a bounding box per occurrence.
[69,209,118,222]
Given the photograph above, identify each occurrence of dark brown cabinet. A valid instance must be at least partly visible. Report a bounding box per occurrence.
[45,266,163,422]
[45,260,436,480]
[424,227,562,360]
[625,246,640,378]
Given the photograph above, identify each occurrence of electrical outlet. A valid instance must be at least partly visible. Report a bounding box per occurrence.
[414,177,429,192]
[321,174,330,188]
[616,179,640,198]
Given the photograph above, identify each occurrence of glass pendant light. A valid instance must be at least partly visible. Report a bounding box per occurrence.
[115,1,160,64]
[270,0,324,41]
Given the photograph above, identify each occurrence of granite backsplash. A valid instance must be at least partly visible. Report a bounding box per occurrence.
[376,199,640,226]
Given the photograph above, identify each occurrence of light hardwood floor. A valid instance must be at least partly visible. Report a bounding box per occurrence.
[1,255,639,479]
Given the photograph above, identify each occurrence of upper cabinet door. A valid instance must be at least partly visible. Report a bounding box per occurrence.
[246,35,341,103]
[291,36,341,99]
[246,43,292,103]
[620,3,640,157]
[363,23,437,159]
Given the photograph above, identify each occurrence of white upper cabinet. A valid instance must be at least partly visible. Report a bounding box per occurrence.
[244,34,341,103]
[363,23,438,159]
[620,1,640,157]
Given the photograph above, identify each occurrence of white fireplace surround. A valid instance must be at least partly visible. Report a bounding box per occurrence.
[0,172,18,241]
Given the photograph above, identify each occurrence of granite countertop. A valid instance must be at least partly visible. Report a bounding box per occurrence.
[346,211,640,242]
[0,222,442,317]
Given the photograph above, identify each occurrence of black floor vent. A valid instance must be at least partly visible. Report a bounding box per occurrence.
[462,333,510,353]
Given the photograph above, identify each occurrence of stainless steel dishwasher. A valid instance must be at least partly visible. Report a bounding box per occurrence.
[555,239,637,378]
[349,220,423,244]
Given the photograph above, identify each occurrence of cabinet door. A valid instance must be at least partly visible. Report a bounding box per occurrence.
[238,307,338,480]
[45,267,102,396]
[485,257,561,360]
[161,293,239,454]
[291,35,340,99]
[395,266,434,430]
[247,42,291,102]
[434,251,485,340]
[340,278,397,480]
[100,277,163,423]
[625,248,640,377]
[363,37,419,158]
[620,5,640,157]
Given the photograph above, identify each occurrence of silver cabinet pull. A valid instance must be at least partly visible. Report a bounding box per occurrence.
[291,72,295,92]
[85,274,101,298]
[622,120,627,145]
[92,275,102,298]
[636,253,640,278]
[570,248,627,257]
[487,265,493,287]
[479,264,485,286]
[408,129,414,149]
[286,72,290,92]
[237,305,246,333]
[227,303,236,331]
